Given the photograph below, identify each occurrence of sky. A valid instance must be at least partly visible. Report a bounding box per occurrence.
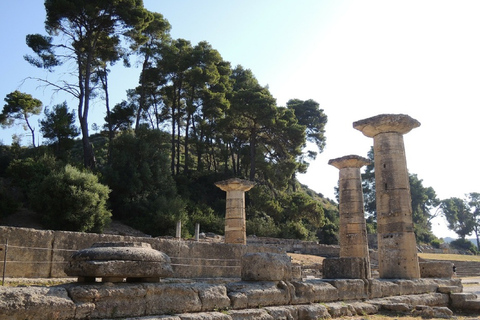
[1,1,480,239]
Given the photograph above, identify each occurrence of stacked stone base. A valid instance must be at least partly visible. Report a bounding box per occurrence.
[0,278,468,319]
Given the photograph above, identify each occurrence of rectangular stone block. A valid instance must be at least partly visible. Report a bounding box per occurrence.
[324,279,368,300]
[290,279,338,304]
[420,261,454,279]
[226,281,290,308]
[323,257,370,279]
[144,283,203,315]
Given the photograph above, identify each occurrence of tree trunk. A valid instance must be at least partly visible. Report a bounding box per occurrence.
[24,115,36,148]
[80,46,96,170]
[249,130,256,181]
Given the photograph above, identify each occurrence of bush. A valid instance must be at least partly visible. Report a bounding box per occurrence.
[0,178,19,218]
[246,215,280,238]
[450,238,479,255]
[31,165,111,233]
[280,220,315,240]
[7,155,58,205]
[188,203,224,236]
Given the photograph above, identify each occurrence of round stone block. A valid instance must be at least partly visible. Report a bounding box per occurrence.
[241,252,292,281]
[65,242,173,282]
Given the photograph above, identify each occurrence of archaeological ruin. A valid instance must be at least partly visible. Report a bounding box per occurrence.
[327,154,371,279]
[354,114,421,279]
[1,114,480,319]
[215,178,256,245]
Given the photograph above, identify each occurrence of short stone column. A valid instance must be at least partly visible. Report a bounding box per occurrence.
[353,114,421,279]
[215,178,255,244]
[329,155,371,279]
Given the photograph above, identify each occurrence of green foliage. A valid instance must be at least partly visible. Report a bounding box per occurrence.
[187,203,224,236]
[40,101,79,158]
[441,197,475,239]
[450,238,478,255]
[317,205,339,245]
[286,98,327,161]
[102,129,185,236]
[1,91,43,147]
[245,184,325,241]
[0,178,19,218]
[246,215,280,237]
[6,155,58,204]
[12,2,336,241]
[280,221,315,241]
[31,164,111,233]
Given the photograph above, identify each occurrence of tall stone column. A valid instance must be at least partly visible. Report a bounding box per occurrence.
[328,155,371,261]
[215,178,255,245]
[353,114,421,279]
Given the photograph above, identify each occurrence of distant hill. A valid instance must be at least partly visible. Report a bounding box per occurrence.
[443,236,478,247]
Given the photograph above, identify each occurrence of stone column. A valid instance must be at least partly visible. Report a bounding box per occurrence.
[329,155,371,259]
[215,178,255,244]
[353,114,420,279]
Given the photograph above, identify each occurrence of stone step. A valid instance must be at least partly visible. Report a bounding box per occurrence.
[450,292,478,308]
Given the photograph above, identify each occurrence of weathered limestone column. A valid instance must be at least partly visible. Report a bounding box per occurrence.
[328,155,371,260]
[353,114,421,279]
[215,178,255,244]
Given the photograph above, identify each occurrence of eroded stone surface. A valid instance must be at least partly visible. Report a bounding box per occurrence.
[65,242,173,282]
[354,113,421,279]
[0,278,466,319]
[215,178,255,245]
[241,252,292,281]
[353,114,421,137]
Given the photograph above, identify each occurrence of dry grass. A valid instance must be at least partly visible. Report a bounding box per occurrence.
[418,253,480,262]
[289,252,480,265]
[288,253,324,265]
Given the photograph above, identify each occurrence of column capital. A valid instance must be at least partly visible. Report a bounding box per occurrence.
[215,178,255,192]
[353,114,420,137]
[328,155,371,169]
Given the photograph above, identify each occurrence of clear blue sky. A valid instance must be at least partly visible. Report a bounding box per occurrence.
[2,1,480,238]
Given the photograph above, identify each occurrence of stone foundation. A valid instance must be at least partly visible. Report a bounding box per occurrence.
[0,278,463,319]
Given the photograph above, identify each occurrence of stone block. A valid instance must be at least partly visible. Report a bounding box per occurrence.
[0,286,76,320]
[296,304,330,320]
[324,279,368,300]
[144,283,203,315]
[325,302,356,317]
[0,227,55,277]
[67,283,148,319]
[178,312,233,320]
[437,285,462,294]
[450,292,478,308]
[228,309,274,320]
[196,284,231,311]
[420,261,454,278]
[322,257,370,279]
[290,279,338,304]
[264,306,298,319]
[226,281,290,308]
[241,252,292,281]
[349,301,379,315]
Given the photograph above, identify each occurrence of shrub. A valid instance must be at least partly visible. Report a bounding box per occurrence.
[31,165,111,233]
[450,238,479,255]
[246,215,280,238]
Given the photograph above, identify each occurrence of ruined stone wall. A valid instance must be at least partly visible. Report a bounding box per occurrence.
[0,226,281,279]
[247,236,340,257]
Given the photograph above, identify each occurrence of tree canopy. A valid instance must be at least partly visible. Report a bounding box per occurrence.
[1,91,43,147]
